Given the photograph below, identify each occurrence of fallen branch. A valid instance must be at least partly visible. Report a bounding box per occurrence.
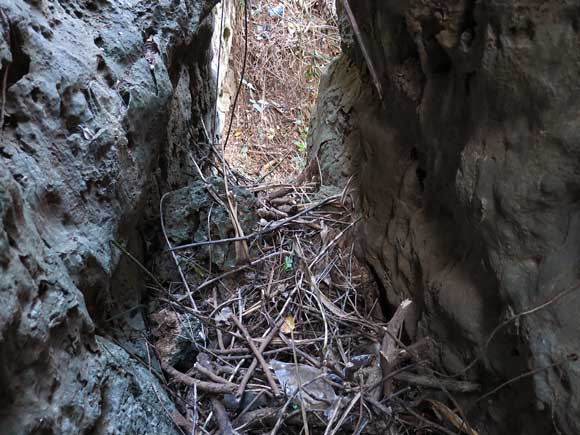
[194,362,231,384]
[161,361,237,394]
[177,250,289,302]
[381,299,413,396]
[237,316,285,397]
[328,392,361,435]
[394,372,480,393]
[234,407,278,431]
[230,314,281,396]
[339,0,383,99]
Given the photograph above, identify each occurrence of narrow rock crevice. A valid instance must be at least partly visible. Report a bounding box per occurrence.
[1,1,580,434]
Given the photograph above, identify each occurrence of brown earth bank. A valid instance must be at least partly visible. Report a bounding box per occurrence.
[308,1,580,434]
[1,0,580,434]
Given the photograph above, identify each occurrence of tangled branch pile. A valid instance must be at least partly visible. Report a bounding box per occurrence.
[146,171,482,435]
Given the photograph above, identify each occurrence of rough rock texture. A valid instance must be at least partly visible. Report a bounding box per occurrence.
[161,177,257,270]
[150,308,203,371]
[306,54,360,188]
[0,0,218,433]
[310,1,580,434]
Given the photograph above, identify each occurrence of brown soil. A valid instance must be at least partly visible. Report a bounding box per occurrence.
[223,0,339,183]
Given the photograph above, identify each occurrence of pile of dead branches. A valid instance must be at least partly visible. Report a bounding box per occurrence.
[149,176,482,435]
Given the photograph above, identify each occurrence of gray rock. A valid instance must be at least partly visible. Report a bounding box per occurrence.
[91,337,179,435]
[307,55,361,189]
[161,177,258,271]
[150,308,204,371]
[0,0,219,433]
[310,1,580,434]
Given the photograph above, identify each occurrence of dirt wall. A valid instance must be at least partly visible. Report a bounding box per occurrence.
[309,1,580,433]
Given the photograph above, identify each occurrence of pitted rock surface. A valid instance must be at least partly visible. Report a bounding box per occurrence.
[161,177,258,270]
[0,0,218,433]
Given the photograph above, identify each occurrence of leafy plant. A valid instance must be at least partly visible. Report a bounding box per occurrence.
[294,139,307,154]
[283,255,293,271]
[294,124,308,154]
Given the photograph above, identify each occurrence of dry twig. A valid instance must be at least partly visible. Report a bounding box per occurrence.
[230,314,281,396]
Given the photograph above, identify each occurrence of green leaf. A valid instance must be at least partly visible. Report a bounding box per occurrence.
[283,255,293,271]
[193,265,205,277]
[294,140,307,154]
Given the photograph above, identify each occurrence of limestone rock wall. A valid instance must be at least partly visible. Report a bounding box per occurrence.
[309,1,580,433]
[0,0,218,433]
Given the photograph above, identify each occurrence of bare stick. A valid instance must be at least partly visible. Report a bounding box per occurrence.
[266,160,317,201]
[230,314,281,396]
[194,362,231,384]
[235,407,278,432]
[202,361,245,433]
[381,299,413,396]
[178,251,288,302]
[339,0,383,99]
[269,393,298,435]
[394,372,480,393]
[189,384,198,435]
[257,148,294,183]
[213,288,225,351]
[323,398,344,435]
[295,240,329,350]
[161,362,237,394]
[309,217,360,268]
[237,316,285,397]
[329,392,361,435]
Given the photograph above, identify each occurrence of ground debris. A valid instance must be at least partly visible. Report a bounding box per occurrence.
[148,176,481,434]
[225,0,340,183]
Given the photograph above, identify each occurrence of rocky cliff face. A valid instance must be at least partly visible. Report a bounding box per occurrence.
[0,0,217,433]
[309,1,580,433]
